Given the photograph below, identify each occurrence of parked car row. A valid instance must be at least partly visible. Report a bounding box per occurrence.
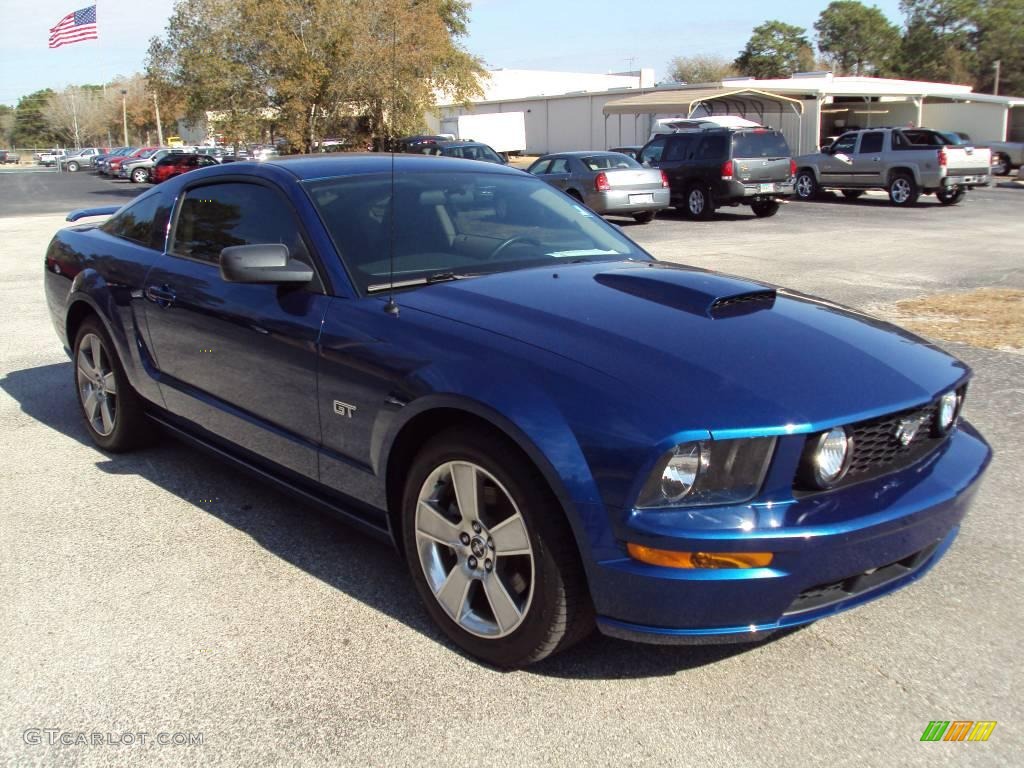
[524,123,996,223]
[89,145,238,184]
[0,149,21,164]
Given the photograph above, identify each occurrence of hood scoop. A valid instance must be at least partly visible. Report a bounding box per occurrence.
[594,266,776,318]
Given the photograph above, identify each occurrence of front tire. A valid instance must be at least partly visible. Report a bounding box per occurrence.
[937,186,966,205]
[131,167,149,183]
[73,317,151,452]
[887,173,919,206]
[66,161,79,172]
[751,199,780,217]
[402,427,593,667]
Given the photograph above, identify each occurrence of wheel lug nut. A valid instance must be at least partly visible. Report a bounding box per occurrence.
[468,556,478,569]
[487,538,494,550]
[459,533,470,545]
[471,521,482,533]
[485,559,493,571]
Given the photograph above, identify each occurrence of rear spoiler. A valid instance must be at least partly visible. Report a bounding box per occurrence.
[66,206,120,222]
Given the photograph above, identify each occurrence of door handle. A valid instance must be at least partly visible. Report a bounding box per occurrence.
[145,284,176,308]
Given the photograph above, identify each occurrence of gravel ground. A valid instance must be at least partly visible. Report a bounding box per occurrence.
[1,175,1022,767]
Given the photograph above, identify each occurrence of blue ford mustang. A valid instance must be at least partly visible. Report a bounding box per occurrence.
[44,155,990,667]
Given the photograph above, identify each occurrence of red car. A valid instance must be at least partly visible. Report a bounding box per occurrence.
[107,146,159,177]
[150,153,219,183]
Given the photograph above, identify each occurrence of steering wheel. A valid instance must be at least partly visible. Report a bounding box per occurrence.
[488,236,542,260]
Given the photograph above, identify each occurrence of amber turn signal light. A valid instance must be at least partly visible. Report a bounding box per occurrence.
[627,543,773,569]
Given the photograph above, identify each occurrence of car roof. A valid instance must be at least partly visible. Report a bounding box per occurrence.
[264,153,522,179]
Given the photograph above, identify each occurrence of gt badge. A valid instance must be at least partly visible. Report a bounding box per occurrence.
[333,401,357,418]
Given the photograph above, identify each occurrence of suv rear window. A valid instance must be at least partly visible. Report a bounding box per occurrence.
[732,131,791,159]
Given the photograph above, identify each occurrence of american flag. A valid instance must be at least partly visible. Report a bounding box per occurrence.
[49,5,98,49]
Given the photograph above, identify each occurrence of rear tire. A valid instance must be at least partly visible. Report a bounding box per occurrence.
[632,211,655,224]
[683,184,713,219]
[795,170,819,200]
[887,173,919,206]
[751,199,780,218]
[402,426,593,668]
[991,153,1010,176]
[936,186,966,205]
[72,317,152,452]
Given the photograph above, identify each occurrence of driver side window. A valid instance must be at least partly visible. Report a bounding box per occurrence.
[171,182,323,290]
[832,133,858,154]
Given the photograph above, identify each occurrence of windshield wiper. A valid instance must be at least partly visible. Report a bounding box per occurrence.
[367,271,470,293]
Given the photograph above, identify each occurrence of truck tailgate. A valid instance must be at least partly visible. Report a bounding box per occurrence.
[945,146,991,175]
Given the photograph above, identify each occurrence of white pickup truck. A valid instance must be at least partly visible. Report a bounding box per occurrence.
[794,127,991,206]
[938,131,1024,176]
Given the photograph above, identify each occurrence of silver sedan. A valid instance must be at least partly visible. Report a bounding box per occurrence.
[526,151,670,223]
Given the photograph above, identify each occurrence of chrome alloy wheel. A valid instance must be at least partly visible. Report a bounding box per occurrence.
[795,173,814,198]
[415,461,535,639]
[76,333,118,436]
[890,177,912,204]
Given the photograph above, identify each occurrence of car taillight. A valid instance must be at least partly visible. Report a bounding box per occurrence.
[595,172,611,191]
[660,170,669,188]
[789,158,797,177]
[721,160,734,180]
[938,147,947,168]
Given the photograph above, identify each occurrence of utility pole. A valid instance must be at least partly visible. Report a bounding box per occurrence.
[993,60,1001,96]
[121,89,128,145]
[153,93,164,146]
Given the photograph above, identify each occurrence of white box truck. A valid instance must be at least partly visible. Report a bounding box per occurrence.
[454,112,527,155]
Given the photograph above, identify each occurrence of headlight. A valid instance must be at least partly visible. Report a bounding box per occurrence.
[802,427,852,489]
[937,390,959,433]
[636,437,776,509]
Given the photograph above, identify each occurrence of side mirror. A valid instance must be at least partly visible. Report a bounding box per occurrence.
[822,145,834,155]
[219,244,313,284]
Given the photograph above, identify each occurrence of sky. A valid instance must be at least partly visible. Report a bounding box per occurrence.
[0,0,908,106]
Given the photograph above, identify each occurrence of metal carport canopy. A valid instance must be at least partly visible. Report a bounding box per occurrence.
[602,87,805,116]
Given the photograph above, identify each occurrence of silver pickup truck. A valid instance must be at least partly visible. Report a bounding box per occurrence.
[795,128,991,206]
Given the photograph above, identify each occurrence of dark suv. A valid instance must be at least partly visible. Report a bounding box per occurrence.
[638,127,796,218]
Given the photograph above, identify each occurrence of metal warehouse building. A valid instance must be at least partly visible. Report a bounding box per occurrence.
[432,71,1024,155]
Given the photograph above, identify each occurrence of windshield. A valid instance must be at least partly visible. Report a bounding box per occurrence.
[581,153,641,171]
[305,171,650,294]
[732,131,791,158]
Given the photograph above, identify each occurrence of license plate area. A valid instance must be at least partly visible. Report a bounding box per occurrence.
[758,183,775,193]
[629,193,654,204]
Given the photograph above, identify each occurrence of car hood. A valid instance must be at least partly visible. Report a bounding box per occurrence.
[399,261,968,434]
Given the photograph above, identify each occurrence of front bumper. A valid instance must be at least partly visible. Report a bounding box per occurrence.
[590,422,990,644]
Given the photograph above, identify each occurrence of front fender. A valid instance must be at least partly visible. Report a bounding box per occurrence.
[378,366,608,565]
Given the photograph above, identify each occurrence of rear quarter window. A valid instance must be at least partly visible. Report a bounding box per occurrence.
[100,192,172,251]
[732,132,791,158]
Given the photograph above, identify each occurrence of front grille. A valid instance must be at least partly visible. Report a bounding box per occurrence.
[794,398,953,494]
[784,541,939,615]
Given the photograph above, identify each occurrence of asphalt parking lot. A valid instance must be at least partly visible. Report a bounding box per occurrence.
[1,170,1021,766]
